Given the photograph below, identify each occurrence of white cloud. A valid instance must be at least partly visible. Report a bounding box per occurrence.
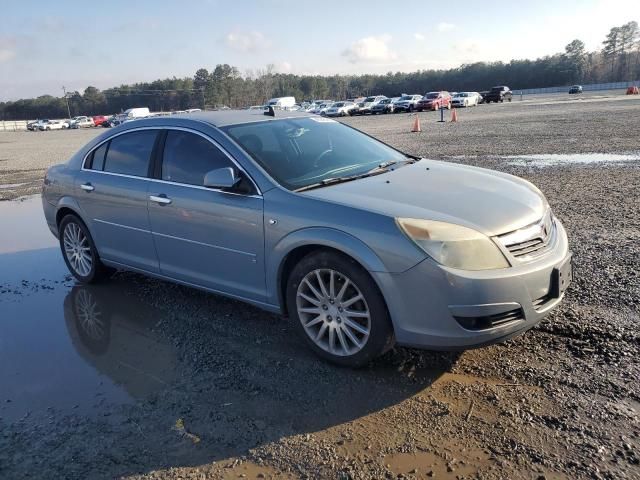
[0,37,16,63]
[275,61,292,73]
[413,33,425,41]
[437,22,455,32]
[224,31,271,53]
[342,34,397,64]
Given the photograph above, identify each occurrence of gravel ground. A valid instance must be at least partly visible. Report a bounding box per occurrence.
[1,93,639,479]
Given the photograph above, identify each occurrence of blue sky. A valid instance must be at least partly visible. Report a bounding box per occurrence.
[0,0,637,100]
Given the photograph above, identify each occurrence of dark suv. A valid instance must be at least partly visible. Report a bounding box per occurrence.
[484,86,512,103]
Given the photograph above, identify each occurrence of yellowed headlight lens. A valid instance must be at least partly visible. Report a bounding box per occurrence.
[397,218,510,271]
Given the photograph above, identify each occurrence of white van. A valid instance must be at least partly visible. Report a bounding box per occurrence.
[266,97,296,110]
[123,107,150,119]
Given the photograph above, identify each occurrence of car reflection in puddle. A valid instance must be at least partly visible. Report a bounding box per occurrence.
[64,284,177,400]
[0,196,176,422]
[0,280,177,423]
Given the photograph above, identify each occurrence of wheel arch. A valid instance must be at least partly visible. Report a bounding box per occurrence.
[270,227,389,316]
[55,197,87,227]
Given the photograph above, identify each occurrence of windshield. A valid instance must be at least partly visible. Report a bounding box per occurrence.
[455,93,468,97]
[334,102,345,107]
[425,93,439,99]
[224,117,407,190]
[364,96,376,102]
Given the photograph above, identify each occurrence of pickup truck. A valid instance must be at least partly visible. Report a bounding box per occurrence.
[483,86,512,103]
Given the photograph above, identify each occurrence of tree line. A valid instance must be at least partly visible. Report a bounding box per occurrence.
[1,21,638,120]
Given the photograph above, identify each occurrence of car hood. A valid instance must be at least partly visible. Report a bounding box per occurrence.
[301,160,547,236]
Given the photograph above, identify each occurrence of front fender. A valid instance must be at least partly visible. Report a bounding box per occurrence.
[266,227,388,307]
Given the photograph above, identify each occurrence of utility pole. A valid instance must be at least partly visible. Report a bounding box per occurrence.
[62,86,72,119]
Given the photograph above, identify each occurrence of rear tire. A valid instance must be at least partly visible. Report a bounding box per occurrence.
[286,250,394,367]
[59,214,113,284]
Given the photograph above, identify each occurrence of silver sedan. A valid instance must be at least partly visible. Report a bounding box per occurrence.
[42,111,572,367]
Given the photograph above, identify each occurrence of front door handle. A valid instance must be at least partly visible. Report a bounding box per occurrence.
[80,183,94,192]
[149,194,172,205]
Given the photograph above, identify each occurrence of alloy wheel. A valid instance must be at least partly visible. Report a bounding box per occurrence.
[296,268,371,356]
[63,222,93,277]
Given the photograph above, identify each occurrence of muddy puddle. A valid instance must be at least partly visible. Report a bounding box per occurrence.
[504,152,640,167]
[0,196,177,422]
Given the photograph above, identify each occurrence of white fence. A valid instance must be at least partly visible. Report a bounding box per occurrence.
[0,120,29,132]
[517,80,640,95]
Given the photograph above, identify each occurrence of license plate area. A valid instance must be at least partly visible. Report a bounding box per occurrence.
[551,254,573,298]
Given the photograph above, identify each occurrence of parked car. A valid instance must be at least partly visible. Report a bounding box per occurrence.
[478,91,489,104]
[325,101,356,117]
[71,117,95,129]
[371,98,396,114]
[451,92,481,108]
[318,102,335,116]
[42,111,571,367]
[40,120,65,131]
[28,119,49,131]
[124,107,151,119]
[62,116,82,129]
[352,95,388,115]
[308,100,333,111]
[309,102,332,115]
[483,86,513,103]
[266,97,296,110]
[416,91,452,111]
[392,94,423,113]
[92,115,109,127]
[568,85,583,94]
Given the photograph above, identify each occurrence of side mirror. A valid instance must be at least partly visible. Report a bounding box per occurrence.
[203,167,241,189]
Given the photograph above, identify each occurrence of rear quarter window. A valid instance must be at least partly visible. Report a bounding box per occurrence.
[87,142,108,171]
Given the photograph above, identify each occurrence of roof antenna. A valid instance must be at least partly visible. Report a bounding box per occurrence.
[264,106,275,117]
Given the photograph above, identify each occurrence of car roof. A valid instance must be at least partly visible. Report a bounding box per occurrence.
[122,109,314,129]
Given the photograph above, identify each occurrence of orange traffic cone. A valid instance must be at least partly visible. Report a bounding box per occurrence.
[411,114,421,132]
[450,109,458,122]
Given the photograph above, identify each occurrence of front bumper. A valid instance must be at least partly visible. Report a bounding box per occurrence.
[372,219,571,349]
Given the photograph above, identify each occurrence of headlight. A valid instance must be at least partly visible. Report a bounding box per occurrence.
[396,218,510,271]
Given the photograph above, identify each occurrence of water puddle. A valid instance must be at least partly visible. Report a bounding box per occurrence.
[0,196,177,422]
[504,152,640,167]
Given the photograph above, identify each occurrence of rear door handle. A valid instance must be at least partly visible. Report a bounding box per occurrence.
[80,183,94,192]
[149,194,172,205]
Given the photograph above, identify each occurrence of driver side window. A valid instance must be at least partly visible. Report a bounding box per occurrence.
[161,130,234,187]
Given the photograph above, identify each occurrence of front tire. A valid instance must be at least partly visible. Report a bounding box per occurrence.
[59,214,112,284]
[286,250,394,367]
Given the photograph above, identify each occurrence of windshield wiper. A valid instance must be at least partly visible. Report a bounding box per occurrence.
[294,176,358,192]
[295,158,418,193]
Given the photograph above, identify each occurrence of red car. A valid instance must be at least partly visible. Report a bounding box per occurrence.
[92,115,109,127]
[416,91,452,111]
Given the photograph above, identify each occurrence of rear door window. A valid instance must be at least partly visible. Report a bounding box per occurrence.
[103,130,158,177]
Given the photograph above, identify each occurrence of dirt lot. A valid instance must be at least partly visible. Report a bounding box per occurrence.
[1,92,639,480]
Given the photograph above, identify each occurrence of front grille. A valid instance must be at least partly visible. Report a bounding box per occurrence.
[454,308,524,331]
[498,211,555,260]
